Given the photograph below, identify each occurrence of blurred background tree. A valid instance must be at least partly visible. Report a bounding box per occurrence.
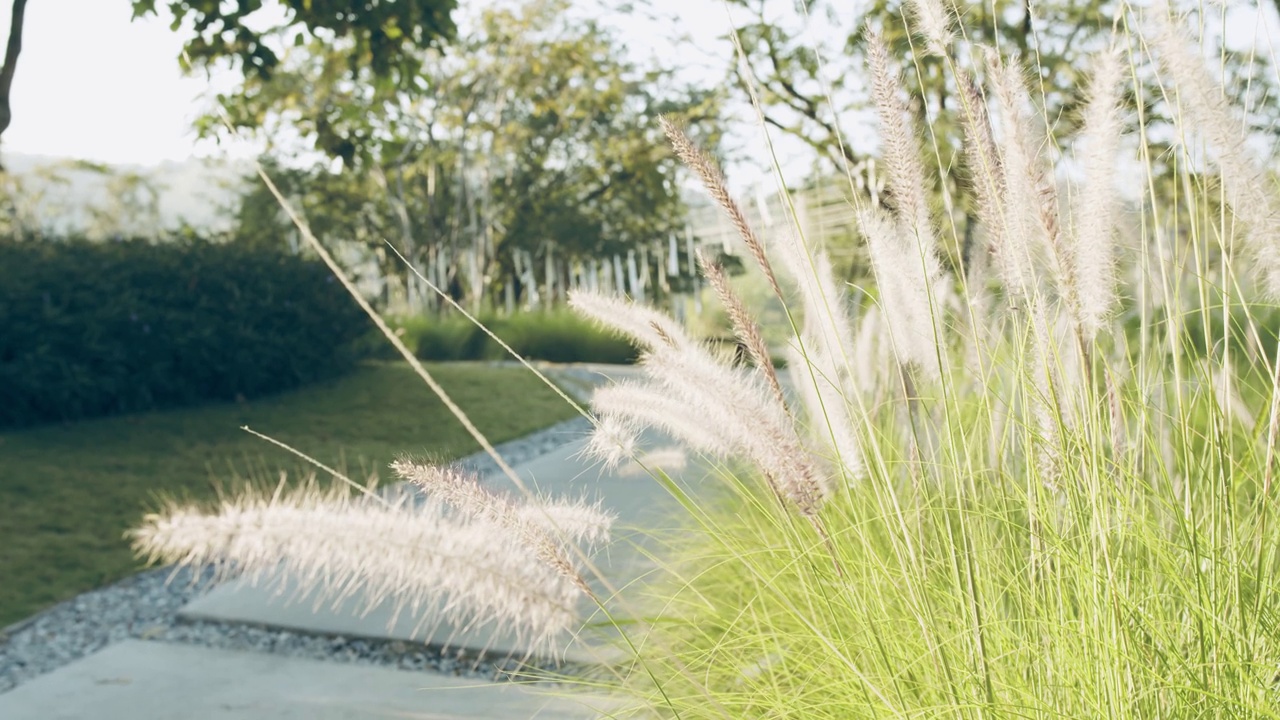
[218,0,722,313]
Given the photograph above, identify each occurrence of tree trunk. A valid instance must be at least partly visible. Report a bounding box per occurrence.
[1018,0,1032,57]
[0,0,29,168]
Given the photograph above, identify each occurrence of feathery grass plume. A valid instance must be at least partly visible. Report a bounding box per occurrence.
[696,249,788,409]
[659,116,783,300]
[397,462,616,548]
[959,71,1007,261]
[568,289,689,350]
[583,414,639,470]
[867,32,936,252]
[590,381,737,460]
[906,0,954,57]
[571,289,829,513]
[1029,304,1067,487]
[774,227,857,377]
[786,342,865,483]
[953,70,1005,384]
[645,342,828,513]
[958,238,998,383]
[772,226,867,482]
[850,303,894,396]
[513,500,615,548]
[1149,0,1280,297]
[1207,359,1256,431]
[389,460,610,594]
[985,50,1049,304]
[858,205,944,381]
[1069,48,1126,342]
[1033,146,1066,289]
[130,479,584,653]
[985,53,1075,468]
[631,446,689,473]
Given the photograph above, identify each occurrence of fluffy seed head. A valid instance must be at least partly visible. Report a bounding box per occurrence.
[959,71,1006,259]
[858,207,944,381]
[1148,0,1280,297]
[390,460,610,593]
[907,0,955,56]
[583,414,640,470]
[570,289,691,350]
[590,381,737,459]
[868,32,936,249]
[1070,48,1126,341]
[787,342,865,485]
[130,480,585,654]
[775,227,857,378]
[985,51,1048,304]
[660,116,784,300]
[698,249,788,408]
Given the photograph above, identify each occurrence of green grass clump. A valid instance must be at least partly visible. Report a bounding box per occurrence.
[612,367,1280,717]
[0,362,575,627]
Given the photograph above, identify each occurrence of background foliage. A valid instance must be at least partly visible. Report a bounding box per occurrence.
[219,0,721,313]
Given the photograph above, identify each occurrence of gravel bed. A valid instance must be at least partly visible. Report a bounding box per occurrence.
[0,414,596,695]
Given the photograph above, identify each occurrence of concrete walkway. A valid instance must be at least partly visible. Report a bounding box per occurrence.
[0,364,698,719]
[0,641,609,719]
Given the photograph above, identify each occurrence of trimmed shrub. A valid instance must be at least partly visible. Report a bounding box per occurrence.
[483,311,638,364]
[0,237,371,428]
[393,314,487,361]
[394,309,638,365]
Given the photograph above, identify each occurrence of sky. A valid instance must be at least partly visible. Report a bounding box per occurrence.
[2,1,217,165]
[2,0,1278,178]
[0,0,744,168]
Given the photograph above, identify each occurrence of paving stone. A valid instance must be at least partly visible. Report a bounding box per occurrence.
[0,640,613,719]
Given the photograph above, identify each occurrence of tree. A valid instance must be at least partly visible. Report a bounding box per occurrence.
[0,0,27,167]
[0,0,455,167]
[0,159,169,240]
[468,1,719,269]
[131,0,459,167]
[224,0,722,312]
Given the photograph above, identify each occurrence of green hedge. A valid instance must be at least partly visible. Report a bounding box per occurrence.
[0,237,371,428]
[395,310,639,365]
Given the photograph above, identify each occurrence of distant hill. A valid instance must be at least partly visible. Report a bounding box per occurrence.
[4,153,252,236]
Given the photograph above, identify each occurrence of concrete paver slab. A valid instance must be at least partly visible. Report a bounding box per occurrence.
[0,640,609,719]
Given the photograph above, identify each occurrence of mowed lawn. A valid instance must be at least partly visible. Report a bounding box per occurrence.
[0,362,578,627]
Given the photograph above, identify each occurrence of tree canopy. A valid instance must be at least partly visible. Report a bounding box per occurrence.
[130,0,459,166]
